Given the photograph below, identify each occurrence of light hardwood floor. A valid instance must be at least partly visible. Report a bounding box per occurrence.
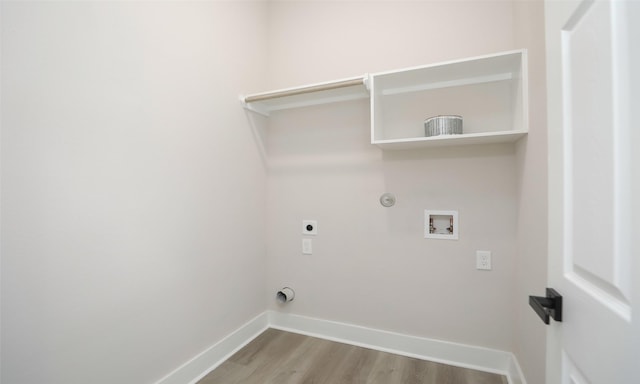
[198,329,508,384]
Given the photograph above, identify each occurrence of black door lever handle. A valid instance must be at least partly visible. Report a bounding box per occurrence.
[529,288,562,324]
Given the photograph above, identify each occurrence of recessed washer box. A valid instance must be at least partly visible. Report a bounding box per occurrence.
[425,210,459,240]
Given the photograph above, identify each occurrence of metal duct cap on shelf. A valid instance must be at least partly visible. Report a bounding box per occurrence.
[424,115,463,137]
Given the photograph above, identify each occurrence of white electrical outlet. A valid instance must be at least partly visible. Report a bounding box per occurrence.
[302,238,313,255]
[476,250,492,270]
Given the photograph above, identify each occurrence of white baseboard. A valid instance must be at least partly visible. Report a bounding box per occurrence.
[268,311,526,384]
[155,310,526,384]
[154,312,269,384]
[506,354,527,384]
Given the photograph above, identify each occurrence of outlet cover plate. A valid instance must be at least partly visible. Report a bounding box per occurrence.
[476,250,492,270]
[302,238,313,255]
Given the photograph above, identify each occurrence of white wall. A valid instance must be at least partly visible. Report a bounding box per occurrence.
[513,1,548,383]
[265,1,521,351]
[0,2,268,383]
[266,1,516,88]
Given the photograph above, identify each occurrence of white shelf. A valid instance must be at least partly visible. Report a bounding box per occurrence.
[241,76,369,116]
[372,130,528,150]
[240,49,528,150]
[370,50,528,149]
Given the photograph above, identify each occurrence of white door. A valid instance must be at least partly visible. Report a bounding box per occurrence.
[545,0,640,383]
